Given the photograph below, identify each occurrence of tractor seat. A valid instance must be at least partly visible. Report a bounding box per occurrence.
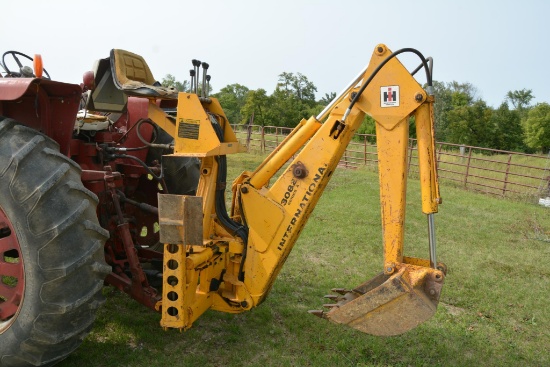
[110,49,178,99]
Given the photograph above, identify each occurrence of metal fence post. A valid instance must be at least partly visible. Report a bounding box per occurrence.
[503,154,512,196]
[464,147,472,188]
[364,135,367,165]
[407,139,414,174]
[261,126,265,153]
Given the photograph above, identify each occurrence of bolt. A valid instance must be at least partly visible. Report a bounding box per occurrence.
[429,289,436,296]
[415,93,424,102]
[377,46,384,53]
[351,92,358,100]
[292,162,308,179]
[241,301,248,308]
[241,186,249,194]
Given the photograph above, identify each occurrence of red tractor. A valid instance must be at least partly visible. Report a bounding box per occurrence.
[0,50,199,366]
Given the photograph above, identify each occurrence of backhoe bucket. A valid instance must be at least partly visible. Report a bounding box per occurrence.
[313,264,444,336]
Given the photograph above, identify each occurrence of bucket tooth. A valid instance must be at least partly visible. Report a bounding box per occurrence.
[323,294,339,301]
[308,310,325,318]
[322,303,338,309]
[331,288,349,295]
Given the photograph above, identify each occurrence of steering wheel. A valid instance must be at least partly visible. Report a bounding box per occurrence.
[1,51,51,79]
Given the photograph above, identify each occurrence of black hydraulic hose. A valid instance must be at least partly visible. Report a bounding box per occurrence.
[112,145,149,152]
[209,115,249,281]
[113,153,168,192]
[135,119,173,150]
[411,56,433,78]
[211,121,249,240]
[346,48,432,118]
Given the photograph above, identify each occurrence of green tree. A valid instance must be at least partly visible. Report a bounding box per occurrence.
[432,81,478,142]
[240,89,271,126]
[432,81,453,141]
[161,74,190,92]
[523,102,550,153]
[506,89,534,116]
[446,100,494,147]
[491,102,525,151]
[267,72,319,127]
[319,92,336,106]
[212,84,249,124]
[356,115,377,143]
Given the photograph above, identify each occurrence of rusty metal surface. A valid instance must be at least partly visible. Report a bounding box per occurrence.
[315,264,445,336]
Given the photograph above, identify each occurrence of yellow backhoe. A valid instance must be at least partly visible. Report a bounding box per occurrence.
[155,43,446,336]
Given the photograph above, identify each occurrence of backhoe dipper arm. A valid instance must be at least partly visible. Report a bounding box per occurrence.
[236,44,445,335]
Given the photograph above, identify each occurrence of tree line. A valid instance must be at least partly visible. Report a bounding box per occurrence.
[162,73,550,154]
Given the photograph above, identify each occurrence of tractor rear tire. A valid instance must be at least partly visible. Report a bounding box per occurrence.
[0,118,110,366]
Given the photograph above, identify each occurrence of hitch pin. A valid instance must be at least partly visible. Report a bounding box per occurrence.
[428,213,437,269]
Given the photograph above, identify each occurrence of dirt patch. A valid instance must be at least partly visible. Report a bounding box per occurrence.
[441,302,466,316]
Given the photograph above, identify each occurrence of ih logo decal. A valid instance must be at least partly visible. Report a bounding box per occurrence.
[381,85,400,107]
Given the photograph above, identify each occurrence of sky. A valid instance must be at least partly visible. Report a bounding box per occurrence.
[1,0,549,107]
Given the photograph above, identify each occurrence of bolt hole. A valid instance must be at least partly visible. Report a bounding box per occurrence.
[167,291,179,301]
[167,260,179,270]
[3,249,19,262]
[167,307,178,316]
[167,276,178,286]
[0,227,11,239]
[1,275,18,288]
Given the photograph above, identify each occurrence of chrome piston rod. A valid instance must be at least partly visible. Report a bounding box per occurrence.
[428,213,437,269]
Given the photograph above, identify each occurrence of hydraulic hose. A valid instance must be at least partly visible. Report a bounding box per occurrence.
[210,115,248,244]
[208,115,249,281]
[342,48,433,122]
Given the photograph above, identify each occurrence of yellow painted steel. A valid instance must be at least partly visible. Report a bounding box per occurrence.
[146,101,177,139]
[376,118,409,272]
[156,44,445,335]
[249,116,322,189]
[415,98,441,214]
[173,93,245,156]
[159,243,187,329]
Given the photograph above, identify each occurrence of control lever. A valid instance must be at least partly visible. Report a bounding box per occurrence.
[201,63,209,98]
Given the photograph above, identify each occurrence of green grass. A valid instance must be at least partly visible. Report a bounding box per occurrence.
[60,153,550,367]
